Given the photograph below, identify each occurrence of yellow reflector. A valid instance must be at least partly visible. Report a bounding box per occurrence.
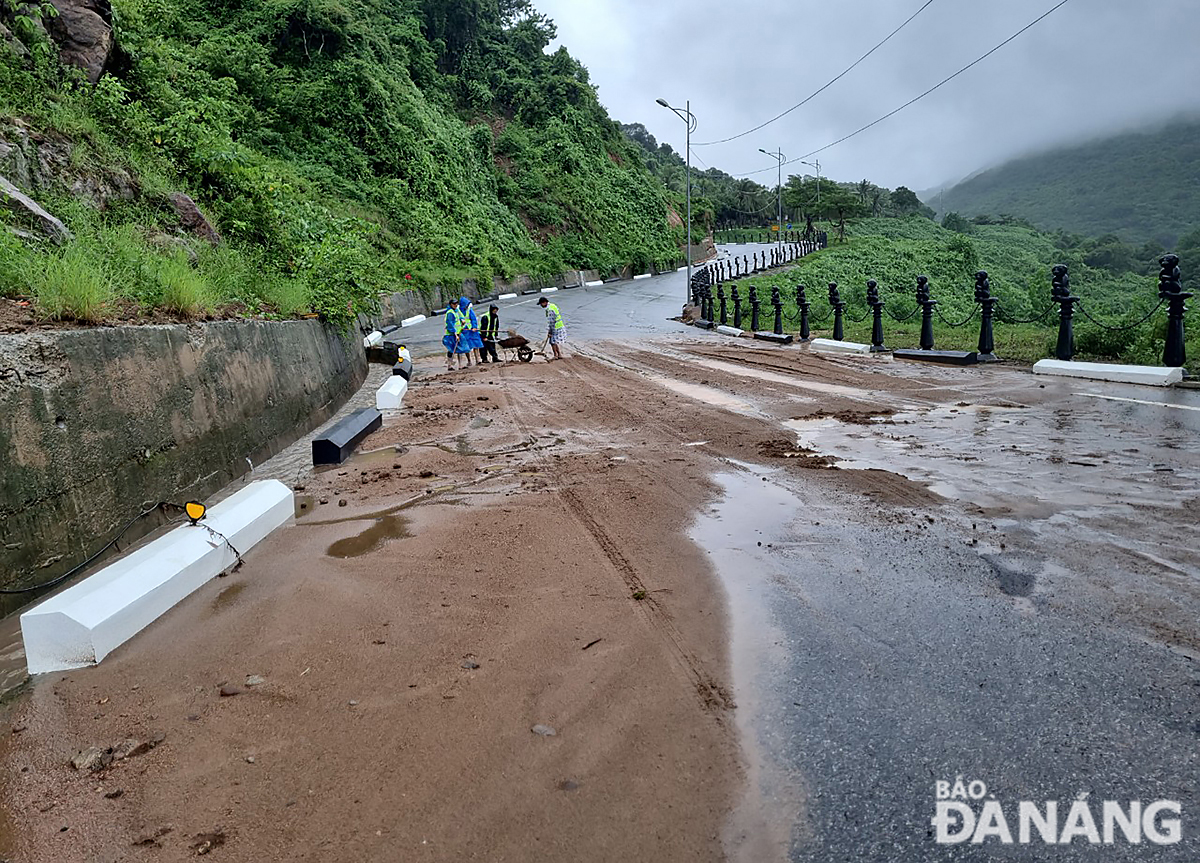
[185,501,207,523]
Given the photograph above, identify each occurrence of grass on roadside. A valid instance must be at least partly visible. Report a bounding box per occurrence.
[34,241,112,323]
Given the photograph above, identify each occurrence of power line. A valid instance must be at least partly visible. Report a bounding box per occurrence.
[693,0,937,147]
[732,0,1072,178]
[688,147,709,170]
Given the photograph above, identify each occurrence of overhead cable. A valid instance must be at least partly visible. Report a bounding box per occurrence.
[732,0,1072,178]
[693,0,937,147]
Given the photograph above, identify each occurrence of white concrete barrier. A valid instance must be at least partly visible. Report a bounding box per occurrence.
[395,346,412,363]
[21,481,293,675]
[634,273,651,280]
[498,292,518,300]
[810,338,871,355]
[376,375,409,409]
[363,331,383,348]
[400,314,425,328]
[716,325,744,337]
[585,280,604,287]
[540,286,558,293]
[1033,359,1184,387]
[676,266,688,272]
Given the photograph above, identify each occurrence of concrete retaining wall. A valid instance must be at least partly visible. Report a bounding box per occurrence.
[0,319,366,612]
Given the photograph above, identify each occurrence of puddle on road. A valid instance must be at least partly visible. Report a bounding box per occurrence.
[688,357,879,400]
[692,464,810,862]
[325,514,412,559]
[644,373,755,414]
[782,399,1200,516]
[211,580,248,612]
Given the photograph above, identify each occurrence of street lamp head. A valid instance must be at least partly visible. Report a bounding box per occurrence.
[655,98,670,108]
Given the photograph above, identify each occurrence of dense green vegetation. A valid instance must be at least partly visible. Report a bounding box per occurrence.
[932,117,1200,248]
[727,216,1190,366]
[0,0,684,322]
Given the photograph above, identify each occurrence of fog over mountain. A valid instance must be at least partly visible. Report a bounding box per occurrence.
[536,0,1200,190]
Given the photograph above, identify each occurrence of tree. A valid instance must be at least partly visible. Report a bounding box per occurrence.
[941,212,974,234]
[891,186,921,214]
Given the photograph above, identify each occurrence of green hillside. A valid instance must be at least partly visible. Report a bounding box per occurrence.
[745,216,1188,366]
[932,117,1200,248]
[0,0,682,323]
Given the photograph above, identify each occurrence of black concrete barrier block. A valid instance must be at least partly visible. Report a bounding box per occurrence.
[561,283,580,289]
[312,408,383,465]
[753,332,795,345]
[380,324,399,336]
[694,319,715,330]
[366,343,401,365]
[521,289,541,296]
[893,349,978,366]
[392,358,413,380]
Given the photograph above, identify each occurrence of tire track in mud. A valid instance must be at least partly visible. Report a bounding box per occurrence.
[500,354,736,713]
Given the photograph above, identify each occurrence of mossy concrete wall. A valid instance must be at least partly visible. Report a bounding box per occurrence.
[0,320,366,613]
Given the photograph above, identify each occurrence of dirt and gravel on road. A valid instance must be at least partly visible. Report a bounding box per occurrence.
[2,337,1197,862]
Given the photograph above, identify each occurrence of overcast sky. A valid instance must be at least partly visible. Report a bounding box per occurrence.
[535,0,1200,196]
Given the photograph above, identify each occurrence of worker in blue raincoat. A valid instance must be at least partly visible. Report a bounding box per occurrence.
[443,303,469,370]
[460,297,484,366]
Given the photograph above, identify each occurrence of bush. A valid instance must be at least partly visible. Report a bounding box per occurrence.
[157,252,212,316]
[35,242,112,322]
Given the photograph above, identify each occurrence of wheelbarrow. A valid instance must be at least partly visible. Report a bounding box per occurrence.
[497,333,542,363]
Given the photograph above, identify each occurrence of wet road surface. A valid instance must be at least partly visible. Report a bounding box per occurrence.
[659,349,1200,861]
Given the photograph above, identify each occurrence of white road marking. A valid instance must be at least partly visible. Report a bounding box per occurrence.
[1076,392,1200,412]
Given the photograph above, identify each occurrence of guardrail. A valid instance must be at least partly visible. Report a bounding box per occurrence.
[688,254,1191,368]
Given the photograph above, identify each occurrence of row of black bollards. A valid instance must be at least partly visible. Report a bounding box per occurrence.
[704,235,829,285]
[704,253,1188,367]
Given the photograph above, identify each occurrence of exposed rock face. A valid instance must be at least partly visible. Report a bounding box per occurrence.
[0,122,136,209]
[46,0,113,83]
[0,22,30,58]
[0,174,72,243]
[169,192,221,245]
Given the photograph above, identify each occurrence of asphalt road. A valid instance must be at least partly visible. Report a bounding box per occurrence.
[394,243,782,359]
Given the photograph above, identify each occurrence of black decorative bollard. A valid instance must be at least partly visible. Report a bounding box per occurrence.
[867,279,886,352]
[916,275,936,350]
[1051,264,1078,361]
[732,284,742,329]
[974,270,998,361]
[749,285,761,332]
[718,284,728,325]
[829,282,845,341]
[796,284,810,341]
[772,287,784,335]
[1159,254,1190,368]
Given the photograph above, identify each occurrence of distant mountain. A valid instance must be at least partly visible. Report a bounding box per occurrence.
[933,117,1200,247]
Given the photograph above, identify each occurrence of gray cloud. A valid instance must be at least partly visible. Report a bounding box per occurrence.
[537,0,1200,193]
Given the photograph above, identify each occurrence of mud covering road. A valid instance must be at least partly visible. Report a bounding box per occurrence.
[3,336,1199,862]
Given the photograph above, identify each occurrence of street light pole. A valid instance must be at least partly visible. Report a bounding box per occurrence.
[657,98,697,305]
[800,158,821,205]
[759,148,785,257]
